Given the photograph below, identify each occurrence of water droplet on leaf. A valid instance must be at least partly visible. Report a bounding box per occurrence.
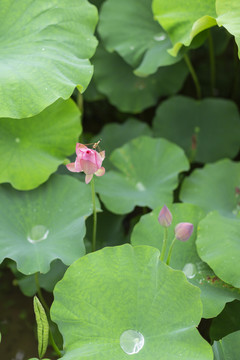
[182,263,197,279]
[27,225,49,244]
[136,182,146,191]
[120,330,144,355]
[154,34,166,41]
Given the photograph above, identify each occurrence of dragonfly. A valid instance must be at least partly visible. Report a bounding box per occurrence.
[84,139,102,151]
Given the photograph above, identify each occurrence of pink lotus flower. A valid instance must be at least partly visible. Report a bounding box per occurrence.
[158,205,172,227]
[175,222,194,242]
[66,143,105,184]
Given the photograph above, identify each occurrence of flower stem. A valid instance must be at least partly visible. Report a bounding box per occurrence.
[184,54,202,99]
[166,237,177,266]
[208,29,216,96]
[91,178,97,252]
[34,273,62,357]
[160,228,168,262]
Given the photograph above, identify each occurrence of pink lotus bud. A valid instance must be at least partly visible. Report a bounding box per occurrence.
[175,222,194,242]
[158,205,172,227]
[66,143,105,184]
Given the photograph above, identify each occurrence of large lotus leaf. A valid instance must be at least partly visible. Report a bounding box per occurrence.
[180,159,240,217]
[95,136,189,214]
[0,174,100,275]
[216,0,240,57]
[131,203,240,318]
[92,45,188,113]
[0,99,81,190]
[197,211,240,288]
[91,118,152,170]
[213,331,240,360]
[210,300,240,341]
[152,96,240,163]
[98,0,181,76]
[152,0,217,56]
[0,0,98,119]
[51,244,213,360]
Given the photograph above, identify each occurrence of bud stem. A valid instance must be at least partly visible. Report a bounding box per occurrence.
[160,227,168,261]
[166,237,177,266]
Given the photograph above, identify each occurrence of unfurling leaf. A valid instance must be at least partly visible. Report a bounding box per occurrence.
[33,296,49,359]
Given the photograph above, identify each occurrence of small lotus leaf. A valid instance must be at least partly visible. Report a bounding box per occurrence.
[51,244,212,360]
[0,175,100,275]
[10,259,68,296]
[131,203,240,318]
[0,99,81,190]
[180,159,240,217]
[197,211,240,288]
[152,96,240,163]
[95,136,189,214]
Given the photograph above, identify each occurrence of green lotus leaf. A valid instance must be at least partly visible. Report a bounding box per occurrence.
[95,136,189,214]
[98,0,181,76]
[216,0,240,57]
[91,118,152,170]
[51,244,213,360]
[197,211,240,288]
[152,96,240,163]
[0,0,98,119]
[92,45,188,113]
[180,160,240,217]
[152,0,217,56]
[0,99,81,190]
[213,331,240,360]
[210,300,240,341]
[131,203,240,318]
[0,174,100,275]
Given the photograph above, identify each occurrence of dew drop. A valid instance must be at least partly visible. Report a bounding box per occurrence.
[15,137,20,143]
[27,225,49,244]
[136,182,146,191]
[182,263,197,279]
[120,330,144,355]
[154,34,166,41]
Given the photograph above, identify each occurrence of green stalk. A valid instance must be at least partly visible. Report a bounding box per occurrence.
[166,237,177,266]
[48,330,62,358]
[34,273,62,357]
[91,178,97,252]
[232,42,240,101]
[184,54,202,99]
[208,29,216,96]
[160,227,168,262]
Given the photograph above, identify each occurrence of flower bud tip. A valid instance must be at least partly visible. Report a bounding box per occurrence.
[158,205,172,227]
